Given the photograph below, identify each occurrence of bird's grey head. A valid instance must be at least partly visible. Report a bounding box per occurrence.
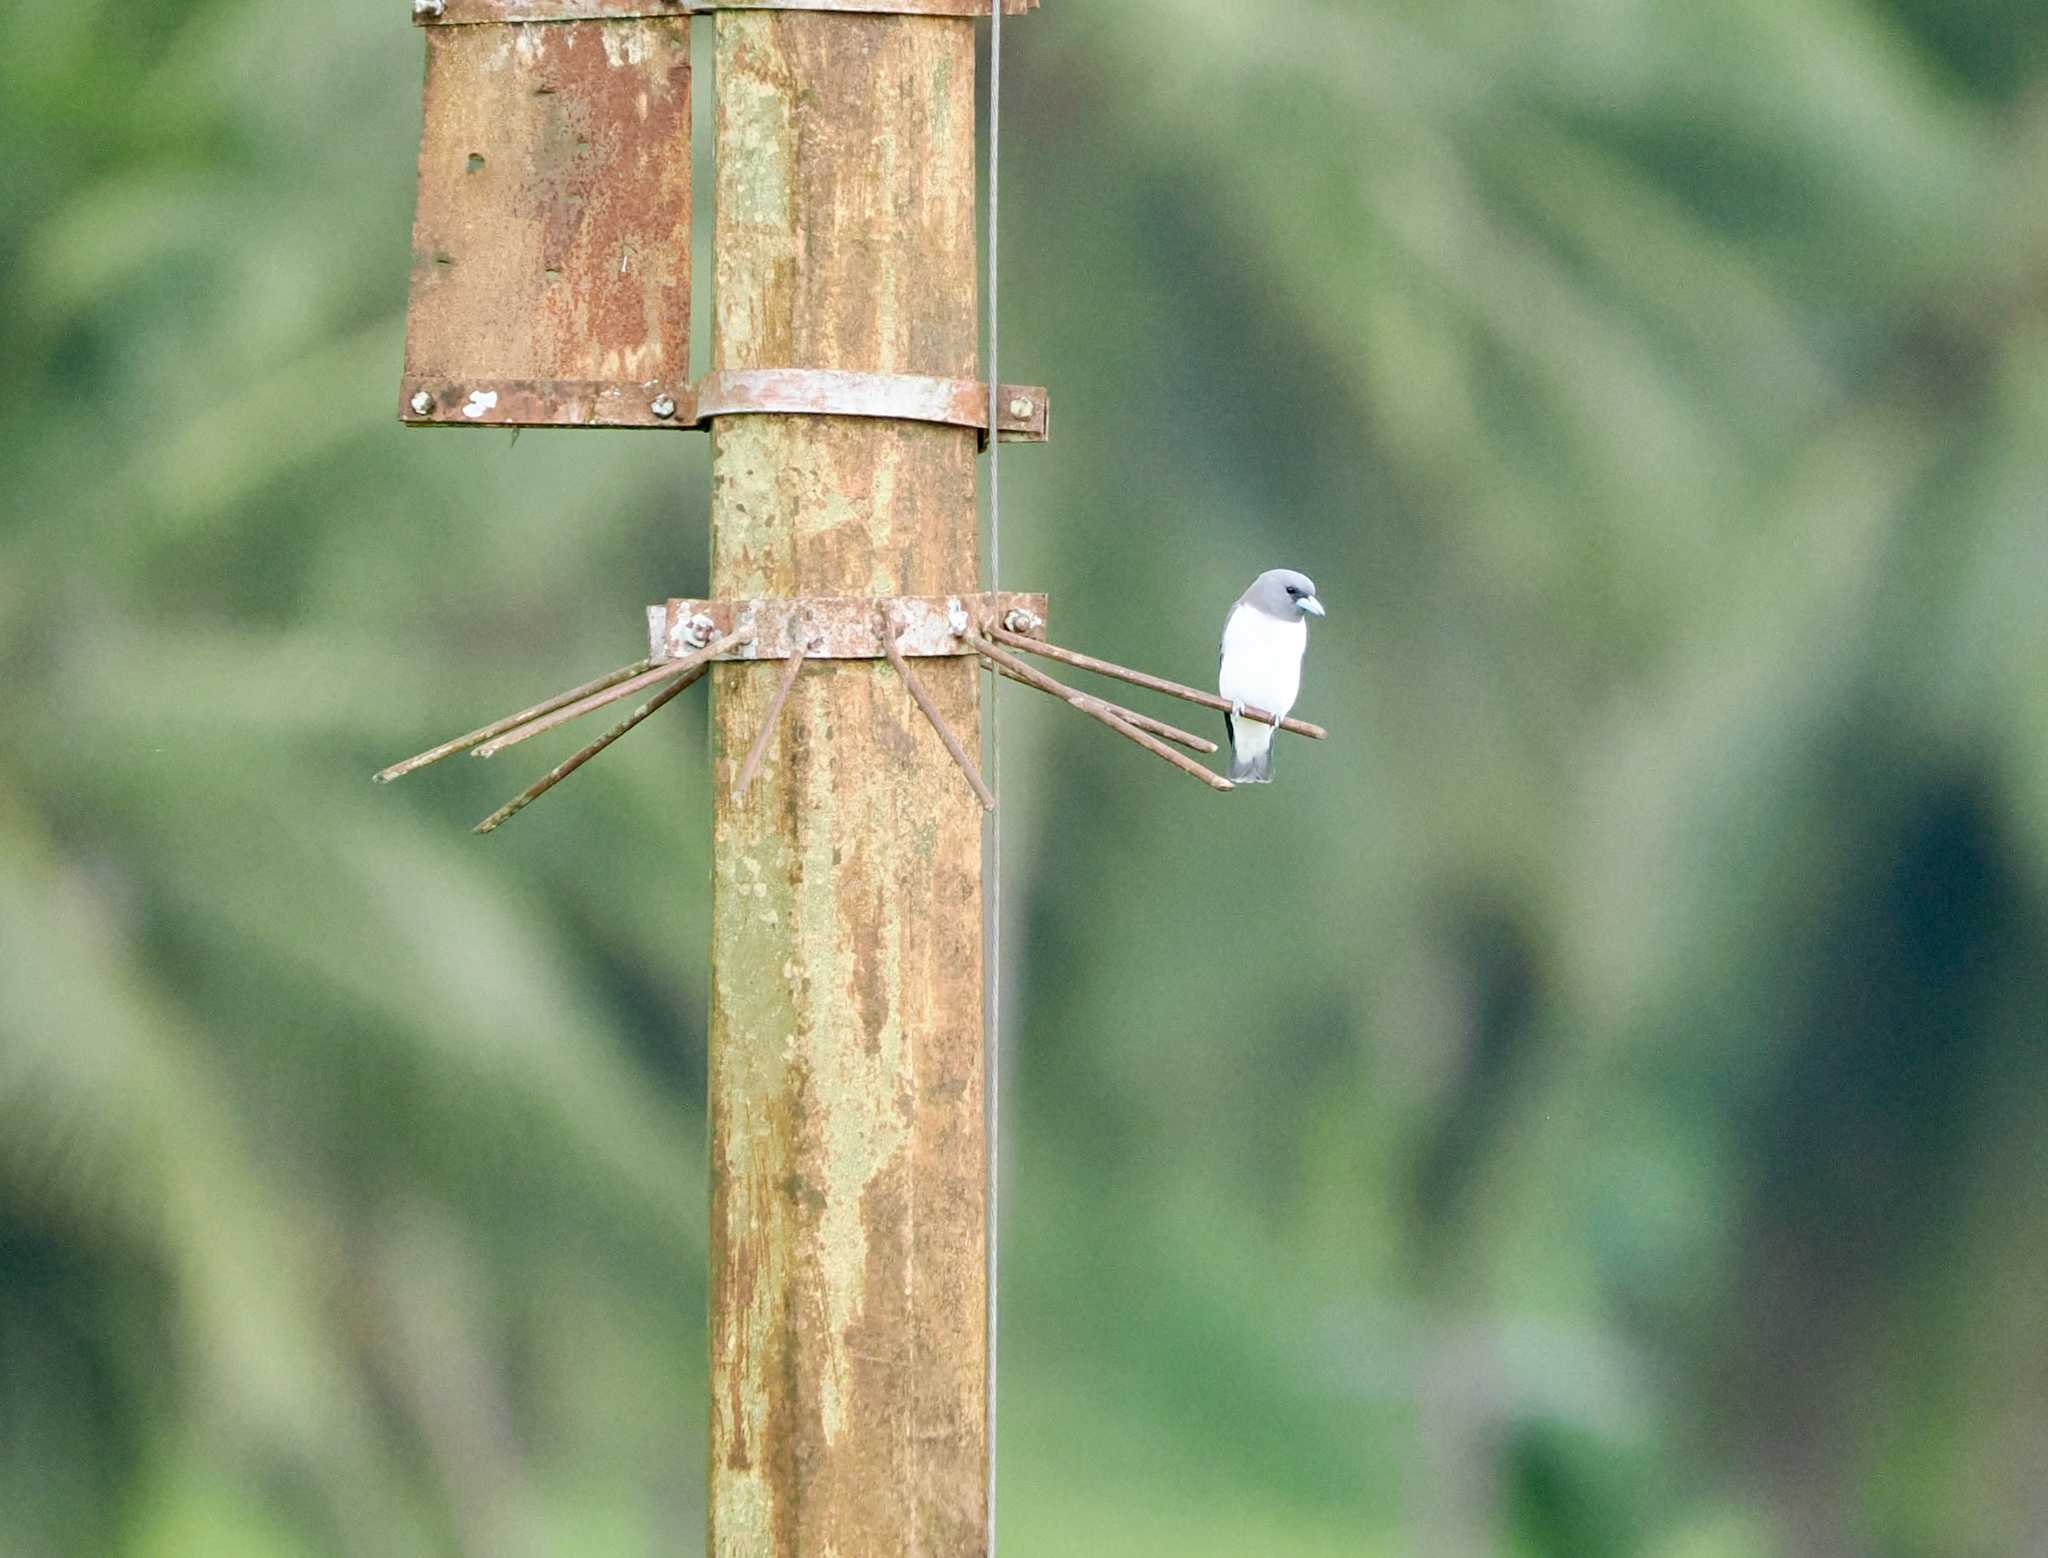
[1246,568,1325,620]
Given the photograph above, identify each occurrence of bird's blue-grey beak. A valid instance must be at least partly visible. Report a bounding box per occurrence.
[1300,596,1326,618]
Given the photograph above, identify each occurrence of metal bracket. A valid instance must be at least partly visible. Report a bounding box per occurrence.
[416,0,1039,23]
[691,369,1047,445]
[403,369,1049,443]
[649,593,1049,661]
[374,581,1334,826]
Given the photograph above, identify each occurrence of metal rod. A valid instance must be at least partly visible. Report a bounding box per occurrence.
[963,631,1234,792]
[985,0,1005,1545]
[1098,704,1216,754]
[985,665,1214,752]
[885,627,997,810]
[472,627,753,759]
[374,658,658,783]
[982,623,1328,740]
[473,662,706,835]
[731,642,812,803]
[988,665,1216,753]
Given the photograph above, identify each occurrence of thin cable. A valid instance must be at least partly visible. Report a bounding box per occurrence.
[984,0,1003,1550]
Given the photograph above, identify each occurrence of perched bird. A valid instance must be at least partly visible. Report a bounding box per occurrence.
[1218,568,1323,784]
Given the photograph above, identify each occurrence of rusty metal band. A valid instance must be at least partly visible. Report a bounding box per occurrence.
[692,368,1049,445]
[416,0,1038,24]
[650,593,1050,661]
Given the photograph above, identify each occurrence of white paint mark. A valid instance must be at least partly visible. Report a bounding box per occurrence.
[601,26,648,68]
[462,390,500,420]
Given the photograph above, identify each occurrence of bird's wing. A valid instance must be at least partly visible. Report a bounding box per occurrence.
[1219,597,1247,665]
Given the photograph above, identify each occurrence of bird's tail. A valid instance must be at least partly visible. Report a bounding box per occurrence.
[1225,714,1275,784]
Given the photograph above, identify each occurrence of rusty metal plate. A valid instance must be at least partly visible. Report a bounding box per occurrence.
[401,18,690,425]
[649,593,1049,661]
[419,1,1037,20]
[692,368,1049,444]
[399,375,689,427]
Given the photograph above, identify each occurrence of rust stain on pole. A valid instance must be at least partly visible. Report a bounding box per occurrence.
[706,11,987,1557]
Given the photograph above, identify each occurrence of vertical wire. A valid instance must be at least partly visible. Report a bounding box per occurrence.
[984,0,1003,1551]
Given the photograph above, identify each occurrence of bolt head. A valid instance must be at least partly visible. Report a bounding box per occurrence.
[408,390,435,416]
[650,394,678,420]
[1008,396,1033,420]
[678,612,716,651]
[412,0,445,17]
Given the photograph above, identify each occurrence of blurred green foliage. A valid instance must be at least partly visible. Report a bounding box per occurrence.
[5,1,2048,1553]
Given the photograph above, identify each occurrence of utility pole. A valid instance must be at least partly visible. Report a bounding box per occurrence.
[704,13,988,1553]
[395,6,1275,1549]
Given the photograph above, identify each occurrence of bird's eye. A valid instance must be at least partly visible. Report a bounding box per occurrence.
[1286,585,1300,596]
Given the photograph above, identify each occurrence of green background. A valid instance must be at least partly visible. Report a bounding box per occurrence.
[6,2,2048,1553]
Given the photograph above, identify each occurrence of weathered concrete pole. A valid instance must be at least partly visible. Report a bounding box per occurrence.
[705,12,987,1555]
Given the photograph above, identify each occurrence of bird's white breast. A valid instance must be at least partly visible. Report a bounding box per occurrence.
[1218,606,1307,716]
